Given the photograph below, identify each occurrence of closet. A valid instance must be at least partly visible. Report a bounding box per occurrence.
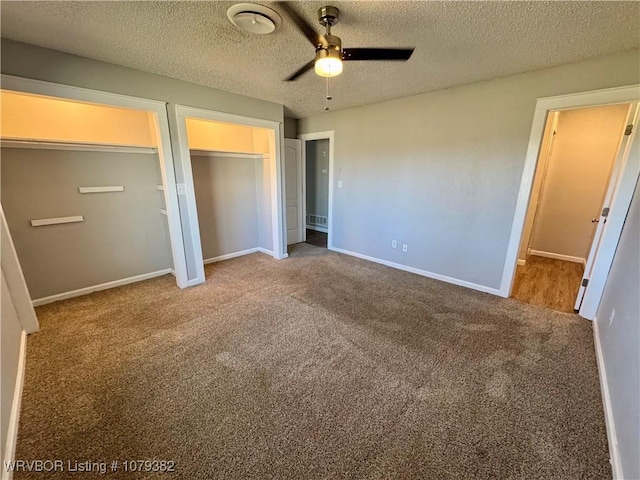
[0,91,173,303]
[184,118,274,268]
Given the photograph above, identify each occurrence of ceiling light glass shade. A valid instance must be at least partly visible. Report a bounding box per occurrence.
[315,48,343,77]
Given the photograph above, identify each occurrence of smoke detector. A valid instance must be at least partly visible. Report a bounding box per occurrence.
[227,3,281,35]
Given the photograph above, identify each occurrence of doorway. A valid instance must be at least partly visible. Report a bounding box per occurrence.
[513,103,632,312]
[296,131,335,250]
[504,91,639,317]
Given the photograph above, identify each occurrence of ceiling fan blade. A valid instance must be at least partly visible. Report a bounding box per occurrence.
[342,48,415,61]
[285,59,315,81]
[276,2,322,48]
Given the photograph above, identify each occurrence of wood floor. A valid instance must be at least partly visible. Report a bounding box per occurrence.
[511,256,584,313]
[305,228,327,248]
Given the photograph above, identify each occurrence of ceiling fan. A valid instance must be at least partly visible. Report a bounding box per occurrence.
[277,3,415,81]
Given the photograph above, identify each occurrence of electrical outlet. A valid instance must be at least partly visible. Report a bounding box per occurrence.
[402,244,408,253]
[337,180,343,188]
[391,240,397,248]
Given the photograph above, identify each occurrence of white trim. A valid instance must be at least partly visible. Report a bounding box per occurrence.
[0,207,39,333]
[31,269,173,306]
[1,74,168,110]
[298,131,335,249]
[517,259,526,266]
[174,105,281,130]
[2,331,27,480]
[0,138,157,154]
[78,186,124,194]
[30,215,83,227]
[529,250,585,265]
[593,318,623,480]
[257,247,276,256]
[1,74,190,290]
[189,149,264,159]
[160,209,168,216]
[500,85,640,304]
[156,185,164,191]
[306,225,328,233]
[330,246,501,296]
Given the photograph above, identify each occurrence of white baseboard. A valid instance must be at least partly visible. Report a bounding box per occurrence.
[2,330,27,480]
[593,317,623,480]
[203,247,277,266]
[204,248,260,265]
[31,269,173,306]
[530,249,586,266]
[517,259,526,266]
[306,225,328,233]
[329,247,501,296]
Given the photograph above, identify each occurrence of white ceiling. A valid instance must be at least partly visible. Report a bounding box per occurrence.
[1,1,638,118]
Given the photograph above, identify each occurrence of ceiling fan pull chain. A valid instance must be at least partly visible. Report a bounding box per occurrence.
[325,77,332,111]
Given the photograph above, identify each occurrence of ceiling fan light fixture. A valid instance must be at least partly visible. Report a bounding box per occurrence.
[315,48,343,77]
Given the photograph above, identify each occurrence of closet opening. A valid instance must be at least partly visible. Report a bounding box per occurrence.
[172,105,285,286]
[187,118,274,278]
[512,102,638,313]
[0,88,186,305]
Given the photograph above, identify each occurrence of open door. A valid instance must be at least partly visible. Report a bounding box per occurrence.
[284,138,303,245]
[575,102,640,310]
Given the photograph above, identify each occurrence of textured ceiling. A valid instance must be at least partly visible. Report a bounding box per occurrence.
[1,1,639,118]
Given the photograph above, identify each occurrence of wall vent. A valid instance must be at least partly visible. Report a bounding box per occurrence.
[307,214,327,227]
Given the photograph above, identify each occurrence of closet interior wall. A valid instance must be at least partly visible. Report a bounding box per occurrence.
[0,91,173,302]
[185,118,273,263]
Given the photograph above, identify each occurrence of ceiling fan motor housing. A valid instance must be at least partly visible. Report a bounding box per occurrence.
[318,6,339,27]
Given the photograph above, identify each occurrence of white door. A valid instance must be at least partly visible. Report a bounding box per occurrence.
[284,139,303,245]
[575,102,640,310]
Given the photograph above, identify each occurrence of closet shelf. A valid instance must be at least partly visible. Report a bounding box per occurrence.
[189,149,265,159]
[1,138,158,154]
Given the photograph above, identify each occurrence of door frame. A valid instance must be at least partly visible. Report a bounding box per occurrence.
[173,104,286,286]
[500,84,640,319]
[284,138,304,245]
[298,131,335,249]
[0,74,190,289]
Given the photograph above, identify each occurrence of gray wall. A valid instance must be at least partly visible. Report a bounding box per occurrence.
[1,148,172,299]
[1,39,285,284]
[0,270,22,466]
[306,139,330,220]
[299,49,639,289]
[284,117,298,139]
[596,175,640,477]
[191,155,260,260]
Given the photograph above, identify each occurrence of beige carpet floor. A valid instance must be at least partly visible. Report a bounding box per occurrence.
[16,244,610,479]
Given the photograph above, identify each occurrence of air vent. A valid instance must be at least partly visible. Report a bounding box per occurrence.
[307,214,328,227]
[227,3,281,35]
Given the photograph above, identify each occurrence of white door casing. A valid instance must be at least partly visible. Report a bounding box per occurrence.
[284,139,303,245]
[575,102,640,311]
[298,131,335,250]
[501,84,640,320]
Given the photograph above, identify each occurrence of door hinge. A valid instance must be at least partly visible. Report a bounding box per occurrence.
[582,278,589,287]
[625,124,633,136]
[602,207,610,218]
